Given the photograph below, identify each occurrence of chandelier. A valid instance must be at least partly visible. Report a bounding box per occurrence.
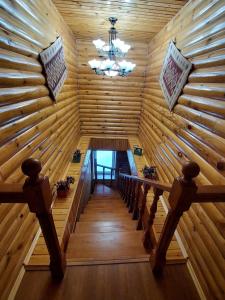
[88,17,136,77]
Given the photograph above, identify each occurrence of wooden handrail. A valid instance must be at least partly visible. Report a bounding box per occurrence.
[119,173,172,192]
[96,163,117,171]
[118,160,225,276]
[75,150,92,220]
[195,185,225,202]
[94,162,117,187]
[0,183,25,202]
[0,158,65,280]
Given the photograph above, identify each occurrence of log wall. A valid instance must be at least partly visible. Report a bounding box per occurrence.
[0,0,79,298]
[139,0,225,299]
[77,39,147,136]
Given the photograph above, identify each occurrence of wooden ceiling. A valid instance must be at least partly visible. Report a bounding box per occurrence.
[53,0,188,42]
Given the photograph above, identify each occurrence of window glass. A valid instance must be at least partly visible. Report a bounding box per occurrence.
[96,151,116,179]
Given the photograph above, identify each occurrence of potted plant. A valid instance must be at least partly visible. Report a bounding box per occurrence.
[142,165,158,180]
[72,149,81,163]
[56,176,75,198]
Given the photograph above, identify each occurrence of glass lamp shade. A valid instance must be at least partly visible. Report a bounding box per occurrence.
[93,39,105,49]
[104,70,118,77]
[112,39,131,53]
[88,59,101,69]
[118,60,136,72]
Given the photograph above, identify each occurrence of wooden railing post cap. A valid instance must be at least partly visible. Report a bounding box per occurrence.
[182,161,200,181]
[21,158,42,182]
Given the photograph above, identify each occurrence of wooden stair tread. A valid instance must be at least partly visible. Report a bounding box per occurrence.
[75,221,137,233]
[67,231,149,261]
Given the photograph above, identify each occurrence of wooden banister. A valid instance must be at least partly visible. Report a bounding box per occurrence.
[151,161,200,275]
[0,184,25,203]
[118,160,225,276]
[119,173,172,192]
[195,185,225,202]
[0,158,66,280]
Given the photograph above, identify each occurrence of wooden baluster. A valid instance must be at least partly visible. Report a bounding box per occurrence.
[143,187,163,250]
[151,161,200,276]
[124,177,130,203]
[121,175,125,199]
[129,180,137,213]
[94,158,97,185]
[132,181,142,220]
[103,167,105,184]
[137,183,150,230]
[90,151,94,193]
[126,178,133,207]
[21,158,66,280]
[122,176,127,201]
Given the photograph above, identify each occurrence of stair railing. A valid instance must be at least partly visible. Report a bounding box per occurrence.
[94,159,117,186]
[0,158,65,280]
[118,161,225,275]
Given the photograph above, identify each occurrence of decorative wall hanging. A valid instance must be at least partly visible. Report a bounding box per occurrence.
[40,37,67,100]
[159,41,192,111]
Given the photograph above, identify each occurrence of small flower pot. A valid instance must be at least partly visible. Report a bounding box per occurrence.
[72,154,81,163]
[57,189,69,198]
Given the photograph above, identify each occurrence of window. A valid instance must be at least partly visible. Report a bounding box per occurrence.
[94,150,116,179]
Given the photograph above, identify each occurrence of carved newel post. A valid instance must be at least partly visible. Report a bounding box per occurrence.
[21,158,66,280]
[151,161,200,276]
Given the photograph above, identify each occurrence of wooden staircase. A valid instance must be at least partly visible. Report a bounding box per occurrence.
[66,184,150,264]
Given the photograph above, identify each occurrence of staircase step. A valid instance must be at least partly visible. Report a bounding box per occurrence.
[75,221,137,233]
[79,212,132,222]
[84,206,127,213]
[67,231,149,262]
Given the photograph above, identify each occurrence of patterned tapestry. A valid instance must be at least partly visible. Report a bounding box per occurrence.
[159,41,192,111]
[40,37,67,100]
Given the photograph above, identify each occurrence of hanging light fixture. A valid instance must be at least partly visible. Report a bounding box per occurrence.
[88,17,136,77]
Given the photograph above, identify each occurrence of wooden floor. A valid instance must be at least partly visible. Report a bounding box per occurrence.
[67,184,150,264]
[15,263,200,300]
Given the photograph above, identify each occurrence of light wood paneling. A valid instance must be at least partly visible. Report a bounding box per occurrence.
[139,0,225,299]
[0,0,80,299]
[77,40,147,135]
[53,0,188,43]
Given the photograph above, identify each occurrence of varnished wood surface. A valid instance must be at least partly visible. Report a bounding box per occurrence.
[26,136,90,268]
[139,1,225,299]
[0,0,80,298]
[67,185,149,263]
[53,0,188,43]
[76,40,147,135]
[67,182,185,264]
[15,263,199,300]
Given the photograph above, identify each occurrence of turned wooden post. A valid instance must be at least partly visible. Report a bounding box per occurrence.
[151,161,200,276]
[127,178,133,207]
[129,180,137,213]
[21,158,66,280]
[137,183,150,230]
[132,181,142,220]
[143,187,163,250]
[124,177,130,203]
[94,158,97,185]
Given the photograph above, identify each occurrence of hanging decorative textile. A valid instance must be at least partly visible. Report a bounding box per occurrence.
[40,37,67,100]
[159,41,192,111]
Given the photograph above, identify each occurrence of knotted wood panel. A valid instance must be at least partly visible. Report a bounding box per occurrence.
[77,40,147,135]
[139,0,225,299]
[0,0,79,298]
